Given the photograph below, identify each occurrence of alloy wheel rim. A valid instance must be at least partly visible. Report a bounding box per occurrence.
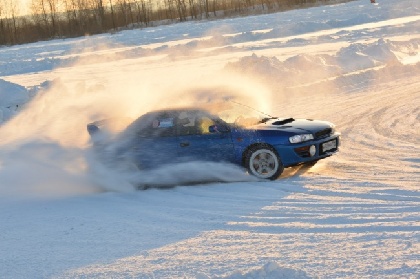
[250,149,278,179]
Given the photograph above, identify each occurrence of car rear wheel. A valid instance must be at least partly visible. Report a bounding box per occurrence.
[245,145,284,180]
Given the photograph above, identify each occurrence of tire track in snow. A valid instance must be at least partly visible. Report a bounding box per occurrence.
[282,73,420,188]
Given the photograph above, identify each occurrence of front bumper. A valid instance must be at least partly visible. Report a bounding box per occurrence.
[274,133,340,167]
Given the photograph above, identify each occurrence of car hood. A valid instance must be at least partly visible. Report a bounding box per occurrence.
[250,118,334,134]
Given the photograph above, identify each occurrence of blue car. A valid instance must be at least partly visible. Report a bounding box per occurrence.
[87,108,340,180]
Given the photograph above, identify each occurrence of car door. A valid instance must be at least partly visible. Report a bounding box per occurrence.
[176,110,235,163]
[129,111,179,169]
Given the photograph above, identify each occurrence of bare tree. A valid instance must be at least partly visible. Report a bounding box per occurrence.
[204,0,209,17]
[212,0,217,16]
[63,0,81,36]
[133,0,150,25]
[0,0,6,44]
[175,0,187,21]
[116,0,133,27]
[46,0,59,36]
[163,0,175,20]
[31,0,51,36]
[97,0,105,30]
[187,0,197,19]
[109,0,117,30]
[9,0,19,42]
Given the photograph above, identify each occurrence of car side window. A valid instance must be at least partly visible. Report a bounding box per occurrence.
[137,113,175,137]
[177,111,220,136]
[177,112,199,136]
[197,116,216,135]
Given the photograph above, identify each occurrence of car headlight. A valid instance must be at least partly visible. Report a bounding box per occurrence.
[330,124,336,134]
[289,134,314,144]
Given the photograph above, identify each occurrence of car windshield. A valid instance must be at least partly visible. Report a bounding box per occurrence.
[202,101,274,128]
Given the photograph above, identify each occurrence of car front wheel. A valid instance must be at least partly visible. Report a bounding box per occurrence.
[245,145,284,180]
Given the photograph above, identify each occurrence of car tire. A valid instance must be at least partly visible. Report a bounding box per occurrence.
[245,145,284,180]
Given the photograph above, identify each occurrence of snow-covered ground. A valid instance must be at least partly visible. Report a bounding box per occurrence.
[0,0,419,278]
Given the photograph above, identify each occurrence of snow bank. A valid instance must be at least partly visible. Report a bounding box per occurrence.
[0,79,30,123]
[225,38,419,93]
[200,262,311,279]
[225,262,310,279]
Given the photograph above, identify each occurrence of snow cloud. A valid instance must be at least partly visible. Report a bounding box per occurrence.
[0,44,270,199]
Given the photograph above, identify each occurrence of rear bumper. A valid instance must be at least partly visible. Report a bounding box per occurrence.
[274,133,340,167]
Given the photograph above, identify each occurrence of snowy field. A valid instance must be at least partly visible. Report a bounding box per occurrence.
[0,0,419,278]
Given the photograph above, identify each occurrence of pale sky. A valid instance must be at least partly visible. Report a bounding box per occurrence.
[20,0,31,15]
[4,0,32,16]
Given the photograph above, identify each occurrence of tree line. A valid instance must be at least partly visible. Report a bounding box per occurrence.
[0,0,351,46]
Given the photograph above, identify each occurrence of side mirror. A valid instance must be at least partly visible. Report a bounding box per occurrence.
[209,124,229,133]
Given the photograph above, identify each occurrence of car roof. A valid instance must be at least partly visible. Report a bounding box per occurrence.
[145,107,210,115]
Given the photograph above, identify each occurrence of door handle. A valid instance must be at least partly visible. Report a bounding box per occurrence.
[180,142,190,147]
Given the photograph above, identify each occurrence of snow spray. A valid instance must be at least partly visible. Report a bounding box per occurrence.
[0,41,271,199]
